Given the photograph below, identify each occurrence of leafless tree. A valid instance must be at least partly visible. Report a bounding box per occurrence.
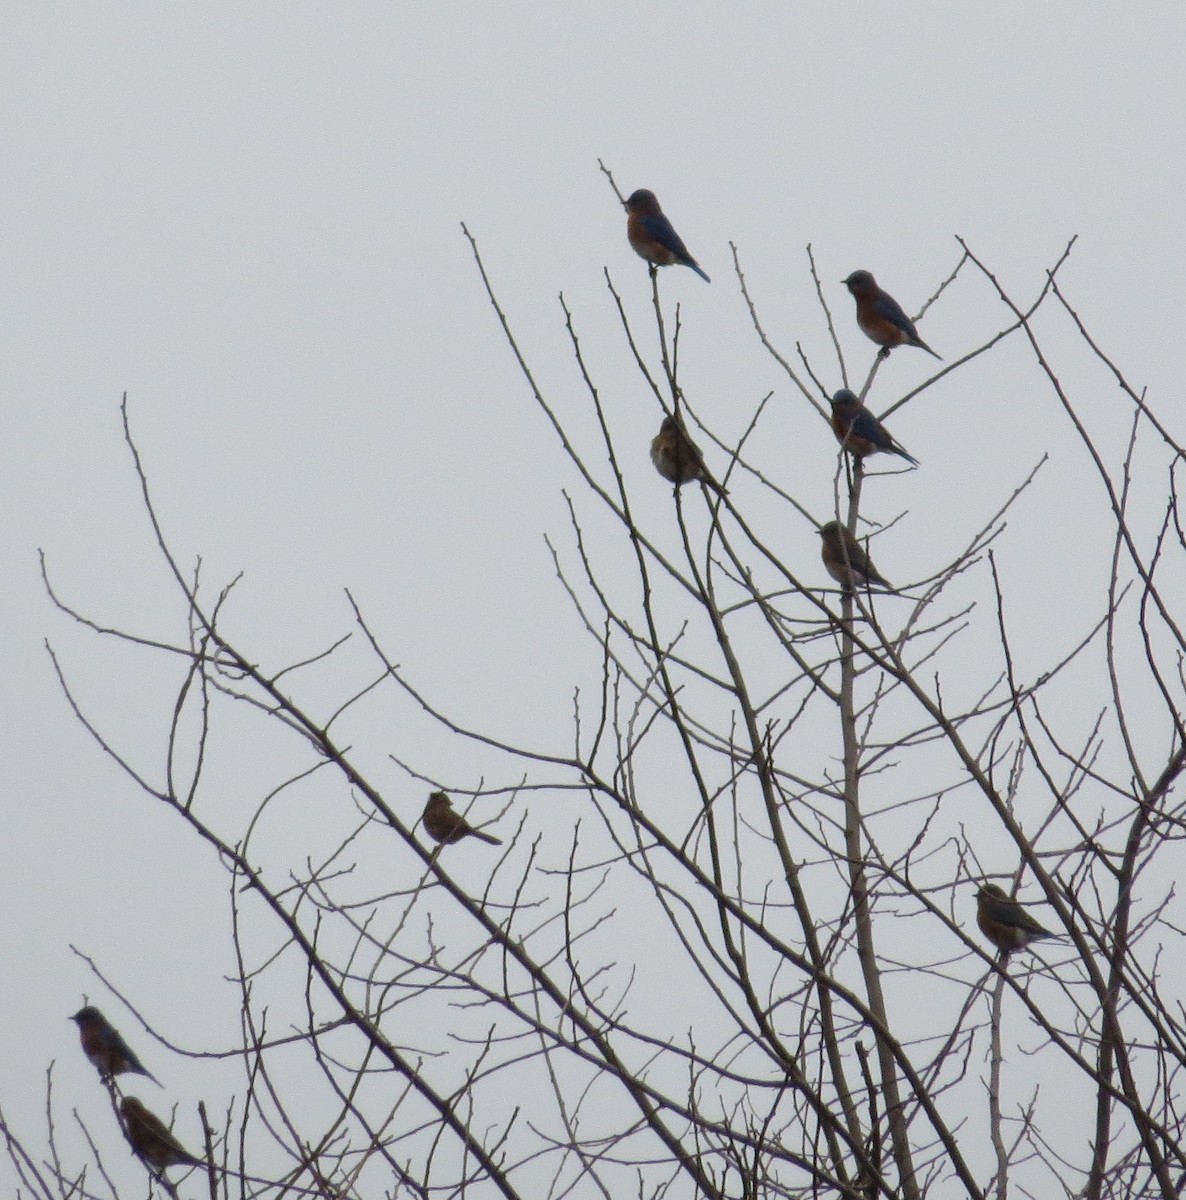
[7,179,1186,1200]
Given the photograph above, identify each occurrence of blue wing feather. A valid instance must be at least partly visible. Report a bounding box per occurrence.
[873,293,919,339]
[640,213,686,256]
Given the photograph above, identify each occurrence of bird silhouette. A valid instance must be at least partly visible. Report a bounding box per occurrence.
[121,1096,204,1173]
[818,521,893,592]
[71,1006,161,1087]
[976,882,1060,953]
[422,791,502,846]
[650,415,726,493]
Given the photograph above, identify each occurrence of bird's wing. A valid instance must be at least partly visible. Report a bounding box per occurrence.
[849,410,892,450]
[873,294,918,337]
[640,213,688,257]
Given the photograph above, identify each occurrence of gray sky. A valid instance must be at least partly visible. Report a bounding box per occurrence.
[2,3,1183,1192]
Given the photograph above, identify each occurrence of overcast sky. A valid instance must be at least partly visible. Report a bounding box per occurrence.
[2,4,1183,1192]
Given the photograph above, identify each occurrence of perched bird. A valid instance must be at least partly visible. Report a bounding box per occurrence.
[829,389,918,466]
[71,1006,161,1086]
[120,1097,204,1173]
[624,189,710,282]
[422,790,502,846]
[650,415,726,493]
[976,883,1059,954]
[818,521,893,592]
[843,270,940,360]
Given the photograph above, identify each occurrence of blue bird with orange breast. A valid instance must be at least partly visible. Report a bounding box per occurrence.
[625,189,710,282]
[844,270,940,360]
[71,1006,161,1086]
[829,389,918,466]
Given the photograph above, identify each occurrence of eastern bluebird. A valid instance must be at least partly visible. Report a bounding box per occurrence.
[71,1006,161,1087]
[829,389,918,466]
[650,415,726,493]
[120,1097,204,1173]
[422,791,502,846]
[625,189,710,282]
[975,883,1059,954]
[843,270,940,360]
[818,521,893,592]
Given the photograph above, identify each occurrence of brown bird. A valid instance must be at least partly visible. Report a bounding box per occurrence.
[71,1006,161,1086]
[818,521,892,592]
[650,415,725,493]
[120,1097,204,1173]
[976,883,1059,954]
[422,791,502,846]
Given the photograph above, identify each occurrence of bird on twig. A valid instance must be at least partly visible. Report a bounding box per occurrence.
[650,415,726,493]
[121,1097,205,1174]
[422,791,502,846]
[625,189,710,282]
[71,1006,161,1087]
[976,882,1060,954]
[844,270,940,360]
[829,389,918,466]
[818,521,893,592]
